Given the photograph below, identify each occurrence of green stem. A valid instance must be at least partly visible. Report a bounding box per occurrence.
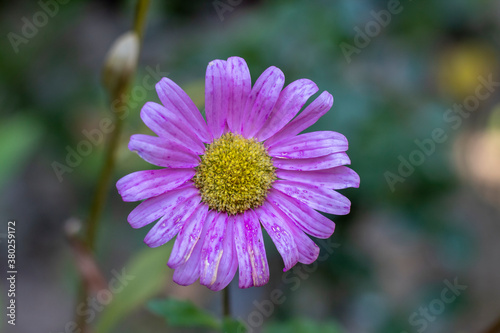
[223,286,231,318]
[75,1,150,331]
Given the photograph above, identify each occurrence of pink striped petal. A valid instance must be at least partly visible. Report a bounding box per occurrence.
[127,185,198,229]
[128,134,200,168]
[268,189,336,238]
[207,215,238,291]
[156,78,212,143]
[199,213,232,289]
[168,203,210,268]
[256,79,318,141]
[266,198,320,264]
[143,194,202,248]
[268,131,348,159]
[116,168,195,202]
[255,201,299,271]
[276,166,360,190]
[265,91,333,148]
[241,67,285,138]
[205,60,228,138]
[273,152,350,171]
[226,57,252,134]
[172,224,206,286]
[273,180,350,215]
[140,102,205,153]
[233,210,269,288]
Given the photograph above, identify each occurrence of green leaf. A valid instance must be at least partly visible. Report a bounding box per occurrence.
[222,317,247,333]
[94,244,173,333]
[148,298,220,329]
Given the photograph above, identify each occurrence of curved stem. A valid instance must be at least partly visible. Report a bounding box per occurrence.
[74,1,150,332]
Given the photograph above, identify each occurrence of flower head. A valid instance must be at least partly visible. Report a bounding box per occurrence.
[116,57,359,290]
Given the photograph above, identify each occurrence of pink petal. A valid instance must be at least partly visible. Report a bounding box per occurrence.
[273,179,350,215]
[143,194,202,248]
[265,91,333,148]
[199,213,233,289]
[140,102,205,153]
[226,57,252,134]
[268,188,336,238]
[128,134,200,168]
[172,222,207,286]
[156,78,212,143]
[233,210,270,288]
[207,215,238,291]
[127,184,198,229]
[276,166,360,190]
[205,60,228,138]
[254,201,299,271]
[168,203,210,268]
[268,131,348,159]
[273,152,350,171]
[116,168,195,202]
[266,198,320,264]
[241,66,285,138]
[255,79,318,141]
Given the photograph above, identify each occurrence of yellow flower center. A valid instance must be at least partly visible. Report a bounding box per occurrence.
[194,132,276,215]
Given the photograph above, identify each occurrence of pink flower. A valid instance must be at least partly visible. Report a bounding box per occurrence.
[116,57,359,290]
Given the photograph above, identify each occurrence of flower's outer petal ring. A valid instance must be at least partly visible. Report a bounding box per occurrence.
[140,102,205,153]
[168,203,210,268]
[199,213,229,289]
[273,152,350,171]
[234,210,269,288]
[117,168,195,202]
[276,166,360,190]
[156,78,212,143]
[226,57,252,135]
[268,188,336,239]
[127,184,198,229]
[268,131,348,159]
[265,91,333,148]
[255,201,299,272]
[205,59,228,139]
[241,66,285,138]
[273,179,351,216]
[256,79,318,141]
[266,196,320,264]
[143,193,202,248]
[129,134,200,168]
[172,212,212,286]
[206,215,238,291]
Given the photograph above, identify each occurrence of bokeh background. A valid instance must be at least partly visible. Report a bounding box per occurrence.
[1,0,500,332]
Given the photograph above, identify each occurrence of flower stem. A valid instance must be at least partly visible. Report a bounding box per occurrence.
[74,1,150,331]
[223,286,231,318]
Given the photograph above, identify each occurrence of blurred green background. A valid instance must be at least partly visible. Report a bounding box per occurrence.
[1,0,500,332]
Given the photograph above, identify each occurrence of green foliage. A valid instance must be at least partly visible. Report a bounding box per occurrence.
[148,298,247,332]
[94,244,173,333]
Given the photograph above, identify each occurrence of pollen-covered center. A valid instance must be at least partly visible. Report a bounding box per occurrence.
[194,132,276,215]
